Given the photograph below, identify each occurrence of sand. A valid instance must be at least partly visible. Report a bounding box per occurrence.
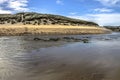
[0,24,111,36]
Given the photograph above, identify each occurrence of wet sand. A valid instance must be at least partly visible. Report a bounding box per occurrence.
[0,33,120,80]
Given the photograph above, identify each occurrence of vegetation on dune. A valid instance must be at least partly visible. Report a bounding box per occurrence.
[0,12,111,36]
[104,26,120,32]
[0,25,110,36]
[0,12,98,26]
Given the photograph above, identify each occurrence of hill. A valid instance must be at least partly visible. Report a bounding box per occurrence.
[104,26,120,32]
[0,12,98,26]
[0,12,111,36]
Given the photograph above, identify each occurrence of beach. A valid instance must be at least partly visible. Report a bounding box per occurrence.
[0,24,111,36]
[0,33,120,80]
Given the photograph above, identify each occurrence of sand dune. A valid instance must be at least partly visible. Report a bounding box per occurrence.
[0,24,111,36]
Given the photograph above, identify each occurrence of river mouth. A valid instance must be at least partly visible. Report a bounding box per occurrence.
[0,33,120,80]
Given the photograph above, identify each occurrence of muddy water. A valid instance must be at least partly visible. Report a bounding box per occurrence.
[0,33,120,80]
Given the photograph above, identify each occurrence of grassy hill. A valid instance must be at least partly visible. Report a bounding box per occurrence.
[0,12,111,36]
[0,12,98,26]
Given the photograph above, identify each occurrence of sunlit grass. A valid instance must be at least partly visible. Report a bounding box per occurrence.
[0,24,111,36]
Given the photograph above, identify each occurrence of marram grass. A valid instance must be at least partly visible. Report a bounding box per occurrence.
[0,24,111,36]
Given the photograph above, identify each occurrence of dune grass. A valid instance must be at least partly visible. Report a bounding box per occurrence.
[0,24,111,36]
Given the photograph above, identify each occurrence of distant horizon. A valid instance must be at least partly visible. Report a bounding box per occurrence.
[0,0,120,26]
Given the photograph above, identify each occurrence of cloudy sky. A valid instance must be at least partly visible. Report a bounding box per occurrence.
[0,0,120,26]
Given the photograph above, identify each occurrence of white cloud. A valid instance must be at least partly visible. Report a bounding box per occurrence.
[56,0,64,5]
[68,13,120,26]
[96,0,120,6]
[94,8,113,12]
[87,13,120,26]
[8,0,29,11]
[68,15,90,21]
[0,0,29,14]
[69,12,78,15]
[0,0,7,4]
[0,8,12,14]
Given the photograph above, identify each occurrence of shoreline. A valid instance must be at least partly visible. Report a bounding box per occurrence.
[0,24,111,36]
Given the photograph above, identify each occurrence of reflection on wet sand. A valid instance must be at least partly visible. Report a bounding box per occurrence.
[0,33,120,80]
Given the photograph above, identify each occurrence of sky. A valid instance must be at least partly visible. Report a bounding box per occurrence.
[0,0,120,26]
